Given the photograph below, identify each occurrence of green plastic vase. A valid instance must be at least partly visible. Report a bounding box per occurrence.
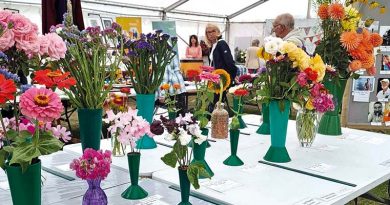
[233,97,247,129]
[78,108,103,151]
[121,152,148,200]
[257,103,270,135]
[188,128,210,148]
[6,160,41,205]
[178,167,192,205]
[223,129,244,166]
[168,111,177,120]
[318,79,347,136]
[136,94,157,149]
[191,141,214,178]
[263,100,291,163]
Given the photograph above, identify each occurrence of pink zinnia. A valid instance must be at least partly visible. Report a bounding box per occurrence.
[199,72,220,83]
[19,87,63,122]
[200,65,214,72]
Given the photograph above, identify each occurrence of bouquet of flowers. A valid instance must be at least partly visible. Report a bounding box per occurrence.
[103,108,153,155]
[314,0,385,80]
[150,113,209,189]
[228,74,253,130]
[70,148,112,180]
[55,7,124,109]
[122,30,177,94]
[160,83,181,114]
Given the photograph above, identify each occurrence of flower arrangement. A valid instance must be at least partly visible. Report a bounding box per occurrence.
[54,7,124,108]
[150,113,209,189]
[160,83,181,113]
[228,74,253,130]
[314,0,385,80]
[234,47,246,64]
[185,65,219,128]
[103,108,153,154]
[122,30,178,94]
[70,148,112,180]
[33,69,76,90]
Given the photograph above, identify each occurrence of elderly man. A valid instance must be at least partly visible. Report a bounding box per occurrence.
[377,79,390,101]
[272,13,304,47]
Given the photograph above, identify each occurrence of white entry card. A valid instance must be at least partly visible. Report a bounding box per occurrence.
[307,163,334,173]
[136,194,169,205]
[200,179,241,193]
[293,198,323,205]
[55,164,71,172]
[353,91,370,102]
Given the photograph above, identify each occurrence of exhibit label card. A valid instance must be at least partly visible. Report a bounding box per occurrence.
[137,194,169,205]
[293,198,323,205]
[352,91,370,102]
[55,164,71,172]
[307,163,334,173]
[200,179,241,193]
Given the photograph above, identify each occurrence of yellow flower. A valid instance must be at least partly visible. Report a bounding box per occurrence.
[280,42,298,55]
[380,6,387,14]
[208,69,231,94]
[291,49,310,71]
[257,47,272,60]
[305,98,314,110]
[369,1,380,9]
[310,54,326,82]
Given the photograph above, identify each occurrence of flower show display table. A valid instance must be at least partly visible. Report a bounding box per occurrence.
[51,179,212,205]
[63,139,172,177]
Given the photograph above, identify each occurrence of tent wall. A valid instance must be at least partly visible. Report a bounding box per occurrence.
[228,22,264,55]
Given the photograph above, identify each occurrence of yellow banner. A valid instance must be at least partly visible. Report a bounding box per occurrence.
[115,17,142,39]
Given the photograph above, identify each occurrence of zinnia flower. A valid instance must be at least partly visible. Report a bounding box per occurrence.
[340,31,362,51]
[234,88,249,97]
[318,4,329,19]
[349,60,362,71]
[369,33,383,47]
[19,87,64,122]
[173,83,181,90]
[200,72,220,83]
[208,69,231,94]
[33,69,76,89]
[0,74,16,104]
[160,83,170,90]
[200,65,214,72]
[328,3,345,20]
[186,68,201,81]
[238,74,252,83]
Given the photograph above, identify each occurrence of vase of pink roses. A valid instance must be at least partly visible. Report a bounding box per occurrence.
[104,108,153,200]
[70,149,112,205]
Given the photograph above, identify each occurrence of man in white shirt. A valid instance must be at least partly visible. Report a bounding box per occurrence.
[376,79,390,101]
[272,13,304,47]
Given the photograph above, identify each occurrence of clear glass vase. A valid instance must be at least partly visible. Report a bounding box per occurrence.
[110,130,126,157]
[211,102,228,139]
[296,109,319,147]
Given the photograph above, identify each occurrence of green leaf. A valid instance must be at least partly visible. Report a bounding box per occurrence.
[279,82,290,88]
[3,146,14,153]
[173,141,187,159]
[161,151,177,168]
[6,130,18,141]
[187,164,200,189]
[0,149,6,170]
[230,116,240,130]
[191,161,210,179]
[199,116,209,128]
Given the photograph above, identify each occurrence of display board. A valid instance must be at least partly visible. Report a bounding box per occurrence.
[116,17,142,40]
[152,21,179,60]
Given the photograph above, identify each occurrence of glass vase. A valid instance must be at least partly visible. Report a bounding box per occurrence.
[296,109,319,147]
[83,179,107,205]
[110,130,126,157]
[211,102,228,139]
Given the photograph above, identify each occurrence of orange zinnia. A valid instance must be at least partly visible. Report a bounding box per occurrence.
[340,31,362,51]
[33,69,76,89]
[369,33,383,47]
[0,74,16,104]
[173,83,181,90]
[160,83,170,90]
[318,4,329,19]
[349,60,362,72]
[328,3,344,20]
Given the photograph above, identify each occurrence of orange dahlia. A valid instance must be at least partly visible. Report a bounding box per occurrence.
[349,60,362,71]
[318,4,329,19]
[328,3,345,20]
[369,33,383,47]
[367,66,376,76]
[361,56,375,69]
[340,31,362,51]
[349,48,369,60]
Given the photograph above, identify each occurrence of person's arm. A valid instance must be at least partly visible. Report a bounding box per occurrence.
[245,49,249,67]
[195,46,202,59]
[185,47,192,58]
[368,113,373,122]
[217,40,237,75]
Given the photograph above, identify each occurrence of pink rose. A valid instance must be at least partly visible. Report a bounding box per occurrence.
[46,33,67,60]
[37,35,49,56]
[0,29,15,51]
[0,10,12,23]
[15,31,39,55]
[8,14,37,41]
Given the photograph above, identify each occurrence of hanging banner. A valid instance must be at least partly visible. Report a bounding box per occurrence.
[152,21,179,59]
[116,17,142,39]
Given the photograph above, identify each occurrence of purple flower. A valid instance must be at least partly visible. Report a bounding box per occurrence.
[21,84,33,93]
[135,40,154,52]
[155,29,163,34]
[171,37,178,42]
[111,22,121,31]
[161,34,170,40]
[0,52,8,62]
[312,93,335,113]
[85,26,101,36]
[258,66,266,74]
[127,50,138,57]
[0,69,19,82]
[150,120,164,135]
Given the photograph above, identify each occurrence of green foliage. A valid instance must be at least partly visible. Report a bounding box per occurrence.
[187,161,211,189]
[161,151,177,168]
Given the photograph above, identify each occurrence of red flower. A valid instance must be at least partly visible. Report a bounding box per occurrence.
[186,69,201,82]
[238,74,253,83]
[120,87,131,94]
[234,88,249,97]
[304,68,318,82]
[33,69,76,89]
[103,84,110,90]
[0,74,17,104]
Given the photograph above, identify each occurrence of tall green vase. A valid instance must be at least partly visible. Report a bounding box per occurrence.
[6,160,41,205]
[191,141,214,178]
[233,97,247,129]
[223,129,244,166]
[136,94,157,149]
[263,100,291,163]
[168,111,177,120]
[188,128,210,148]
[257,103,270,134]
[318,79,347,136]
[121,152,148,199]
[78,108,103,151]
[178,167,192,205]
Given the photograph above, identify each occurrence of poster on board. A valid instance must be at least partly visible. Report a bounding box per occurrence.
[152,21,179,60]
[116,17,142,40]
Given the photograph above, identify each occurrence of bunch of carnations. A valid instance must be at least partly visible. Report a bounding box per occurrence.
[70,148,112,180]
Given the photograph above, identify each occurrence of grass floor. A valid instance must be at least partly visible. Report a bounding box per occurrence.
[63,95,389,204]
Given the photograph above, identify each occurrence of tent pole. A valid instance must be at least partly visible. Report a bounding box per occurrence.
[307,0,311,18]
[225,18,230,44]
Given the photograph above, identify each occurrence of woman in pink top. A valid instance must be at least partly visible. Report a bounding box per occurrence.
[185,35,202,59]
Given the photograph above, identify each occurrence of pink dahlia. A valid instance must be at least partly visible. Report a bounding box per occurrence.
[19,87,63,122]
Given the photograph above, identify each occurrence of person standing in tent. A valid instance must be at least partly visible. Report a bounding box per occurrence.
[205,23,237,115]
[272,13,304,47]
[245,39,261,74]
[186,35,202,59]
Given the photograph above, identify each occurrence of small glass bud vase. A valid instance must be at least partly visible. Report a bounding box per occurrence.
[110,130,126,157]
[296,109,319,147]
[211,102,228,139]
